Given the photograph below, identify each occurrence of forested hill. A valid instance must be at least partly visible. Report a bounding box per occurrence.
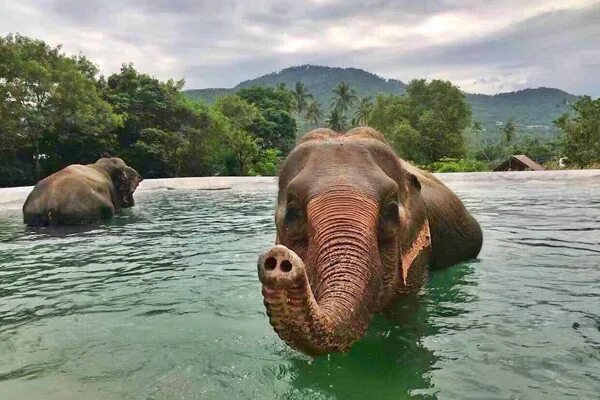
[184,65,405,105]
[466,88,578,137]
[184,65,578,139]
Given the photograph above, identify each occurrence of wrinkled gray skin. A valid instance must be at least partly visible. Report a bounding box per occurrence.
[23,157,142,226]
[257,127,483,356]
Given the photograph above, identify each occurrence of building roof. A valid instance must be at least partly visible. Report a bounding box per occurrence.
[494,154,545,171]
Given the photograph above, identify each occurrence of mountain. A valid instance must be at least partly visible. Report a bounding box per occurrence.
[184,65,578,140]
[184,65,405,106]
[466,88,577,138]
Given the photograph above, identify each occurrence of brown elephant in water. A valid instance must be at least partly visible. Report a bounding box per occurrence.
[23,157,142,226]
[257,127,482,356]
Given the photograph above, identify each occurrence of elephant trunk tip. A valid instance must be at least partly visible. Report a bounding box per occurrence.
[257,245,306,289]
[257,244,371,356]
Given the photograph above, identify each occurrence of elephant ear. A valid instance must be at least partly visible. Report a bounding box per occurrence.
[94,157,142,207]
[117,166,142,207]
[407,173,421,191]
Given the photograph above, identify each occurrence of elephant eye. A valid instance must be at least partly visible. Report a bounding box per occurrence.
[379,202,399,237]
[284,206,306,239]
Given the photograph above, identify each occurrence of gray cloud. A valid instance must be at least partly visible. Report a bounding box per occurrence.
[1,0,598,95]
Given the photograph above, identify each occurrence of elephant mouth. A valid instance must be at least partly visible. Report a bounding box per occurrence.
[122,192,135,207]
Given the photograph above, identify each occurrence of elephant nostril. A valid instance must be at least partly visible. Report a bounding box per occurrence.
[264,257,277,271]
[280,260,292,272]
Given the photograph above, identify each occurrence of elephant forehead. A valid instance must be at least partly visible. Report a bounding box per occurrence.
[287,164,399,203]
[307,189,379,224]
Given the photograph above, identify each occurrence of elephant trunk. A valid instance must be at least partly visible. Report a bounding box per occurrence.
[258,189,380,355]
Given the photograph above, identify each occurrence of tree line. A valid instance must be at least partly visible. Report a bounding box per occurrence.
[1,34,598,187]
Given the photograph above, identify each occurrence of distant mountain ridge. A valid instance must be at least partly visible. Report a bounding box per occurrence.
[184,65,406,104]
[184,65,578,139]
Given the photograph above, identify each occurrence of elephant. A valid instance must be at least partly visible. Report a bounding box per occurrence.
[23,157,142,226]
[257,127,483,356]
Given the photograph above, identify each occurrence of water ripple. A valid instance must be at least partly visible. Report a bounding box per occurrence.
[0,173,599,399]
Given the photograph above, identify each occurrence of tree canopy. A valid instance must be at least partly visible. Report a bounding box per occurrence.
[368,79,471,164]
[1,34,597,186]
[554,96,600,167]
[0,34,119,181]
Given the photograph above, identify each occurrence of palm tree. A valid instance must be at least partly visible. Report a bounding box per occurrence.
[326,107,347,132]
[331,82,357,116]
[292,81,312,115]
[304,100,323,126]
[354,96,373,126]
[501,119,517,145]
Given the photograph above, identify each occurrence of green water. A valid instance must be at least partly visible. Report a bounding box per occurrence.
[0,172,599,399]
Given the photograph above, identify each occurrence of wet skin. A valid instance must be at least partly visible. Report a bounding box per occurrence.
[22,157,142,226]
[258,127,483,355]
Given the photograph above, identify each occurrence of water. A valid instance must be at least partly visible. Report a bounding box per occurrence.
[0,172,599,400]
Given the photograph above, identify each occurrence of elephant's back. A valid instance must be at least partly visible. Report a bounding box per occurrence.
[23,165,114,225]
[399,160,483,268]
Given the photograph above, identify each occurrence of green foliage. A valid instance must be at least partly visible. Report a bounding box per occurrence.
[183,65,576,142]
[405,79,471,161]
[369,79,471,164]
[237,85,293,112]
[0,34,118,182]
[223,128,260,176]
[237,86,297,153]
[431,158,489,173]
[304,100,323,126]
[469,118,564,166]
[291,81,312,115]
[100,64,224,178]
[354,96,373,126]
[326,107,348,132]
[331,82,357,117]
[251,148,281,176]
[1,35,592,187]
[501,119,517,145]
[554,96,600,167]
[466,87,576,140]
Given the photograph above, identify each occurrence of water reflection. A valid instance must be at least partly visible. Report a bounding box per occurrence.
[281,263,476,400]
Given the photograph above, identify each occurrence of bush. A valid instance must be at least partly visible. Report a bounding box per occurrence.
[431,158,489,173]
[251,148,281,176]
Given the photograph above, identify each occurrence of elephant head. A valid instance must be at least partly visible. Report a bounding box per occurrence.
[257,127,431,356]
[94,157,142,208]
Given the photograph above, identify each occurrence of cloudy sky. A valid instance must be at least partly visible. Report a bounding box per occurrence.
[1,0,599,95]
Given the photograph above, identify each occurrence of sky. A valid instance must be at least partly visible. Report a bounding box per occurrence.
[1,0,599,95]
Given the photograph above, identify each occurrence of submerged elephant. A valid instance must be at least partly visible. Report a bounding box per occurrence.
[23,157,142,226]
[257,127,482,356]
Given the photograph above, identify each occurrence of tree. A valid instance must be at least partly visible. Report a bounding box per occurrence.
[554,96,600,167]
[130,127,186,177]
[305,100,323,126]
[237,85,293,113]
[369,95,425,162]
[215,95,266,175]
[291,81,313,115]
[501,119,517,146]
[326,107,347,132]
[331,82,357,116]
[101,64,210,177]
[101,64,186,147]
[237,86,296,154]
[354,96,373,126]
[0,34,119,179]
[178,102,230,176]
[369,80,471,164]
[224,128,260,176]
[252,148,281,176]
[405,79,471,162]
